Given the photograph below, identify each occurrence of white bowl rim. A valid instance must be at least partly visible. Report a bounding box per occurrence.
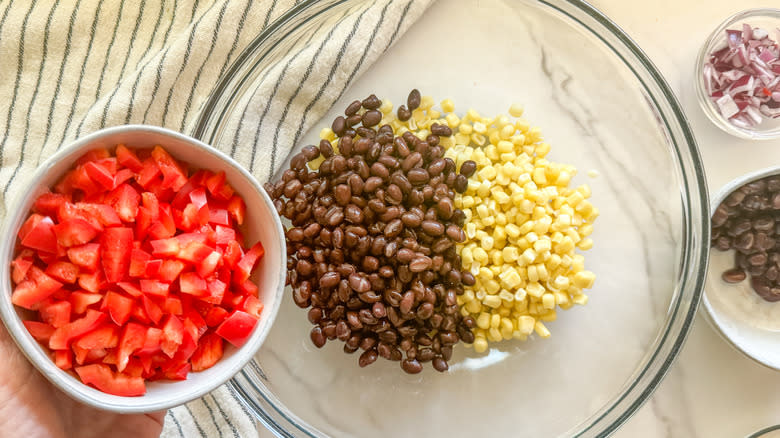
[0,124,287,412]
[703,165,780,371]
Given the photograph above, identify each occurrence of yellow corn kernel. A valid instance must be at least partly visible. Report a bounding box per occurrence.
[483,295,502,308]
[488,327,502,342]
[441,98,455,113]
[466,299,482,314]
[476,312,491,329]
[473,337,488,353]
[490,313,501,329]
[577,238,593,250]
[542,293,556,309]
[526,282,545,298]
[572,294,588,305]
[509,103,524,117]
[518,315,535,335]
[473,247,488,264]
[484,279,500,294]
[498,289,514,302]
[502,247,519,262]
[527,265,539,283]
[505,223,521,238]
[379,98,393,114]
[499,269,523,289]
[534,321,551,338]
[573,270,596,289]
[539,310,557,322]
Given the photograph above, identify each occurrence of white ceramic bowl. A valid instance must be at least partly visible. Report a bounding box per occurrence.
[704,166,780,370]
[0,125,286,413]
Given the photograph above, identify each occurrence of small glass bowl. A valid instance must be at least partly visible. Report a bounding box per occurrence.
[694,8,780,140]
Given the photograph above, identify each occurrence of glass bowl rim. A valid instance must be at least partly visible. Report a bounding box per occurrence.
[693,7,780,141]
[192,0,710,436]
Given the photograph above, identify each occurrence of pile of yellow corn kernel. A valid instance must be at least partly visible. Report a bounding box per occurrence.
[314,94,597,353]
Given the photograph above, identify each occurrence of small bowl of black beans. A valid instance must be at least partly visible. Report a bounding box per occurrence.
[706,166,780,370]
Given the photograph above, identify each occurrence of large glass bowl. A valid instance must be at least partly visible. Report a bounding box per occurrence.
[192,0,709,436]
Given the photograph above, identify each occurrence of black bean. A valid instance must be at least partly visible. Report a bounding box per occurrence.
[407,89,421,111]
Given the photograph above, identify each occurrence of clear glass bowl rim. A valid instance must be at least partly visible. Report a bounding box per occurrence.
[192,0,710,436]
[693,8,780,141]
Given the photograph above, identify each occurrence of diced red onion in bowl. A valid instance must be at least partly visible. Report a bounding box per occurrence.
[703,24,780,127]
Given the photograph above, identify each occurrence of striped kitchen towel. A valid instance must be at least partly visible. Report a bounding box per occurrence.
[0,0,431,437]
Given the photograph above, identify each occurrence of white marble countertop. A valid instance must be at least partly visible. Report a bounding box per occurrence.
[588,0,780,437]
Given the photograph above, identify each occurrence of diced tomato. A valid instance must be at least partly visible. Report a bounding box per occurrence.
[215,310,257,347]
[142,295,163,325]
[49,309,107,350]
[236,279,259,297]
[115,144,143,172]
[71,166,103,196]
[67,243,100,272]
[241,295,264,319]
[84,161,115,190]
[106,184,140,223]
[19,214,58,254]
[113,168,135,188]
[45,261,79,284]
[78,271,104,293]
[84,347,109,363]
[72,344,90,365]
[129,305,152,325]
[75,203,121,227]
[227,195,245,225]
[55,350,73,370]
[188,188,210,225]
[75,324,119,350]
[205,307,229,327]
[197,251,221,278]
[235,242,265,284]
[162,296,183,315]
[101,227,133,283]
[162,361,191,381]
[222,240,242,268]
[147,211,176,240]
[214,225,235,247]
[117,322,147,372]
[139,279,169,297]
[208,209,230,226]
[178,241,213,264]
[185,310,208,339]
[138,327,162,356]
[75,364,145,396]
[179,272,207,297]
[103,291,134,326]
[171,179,197,210]
[69,291,103,314]
[40,300,71,328]
[33,193,69,216]
[136,158,161,188]
[157,259,185,283]
[191,333,223,372]
[129,248,151,277]
[12,267,63,309]
[144,259,163,278]
[161,315,184,358]
[175,204,198,231]
[150,238,179,257]
[204,171,226,197]
[53,218,100,247]
[141,193,160,220]
[76,148,111,165]
[23,320,56,341]
[117,281,143,298]
[152,146,187,191]
[11,256,33,284]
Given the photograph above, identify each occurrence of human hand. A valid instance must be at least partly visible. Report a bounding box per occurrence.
[0,322,164,438]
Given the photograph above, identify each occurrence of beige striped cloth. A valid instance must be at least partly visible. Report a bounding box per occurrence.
[0,0,431,436]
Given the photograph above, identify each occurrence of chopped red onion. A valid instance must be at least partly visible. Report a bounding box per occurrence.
[703,23,780,128]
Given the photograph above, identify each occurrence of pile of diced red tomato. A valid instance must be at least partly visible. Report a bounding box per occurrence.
[11,144,265,396]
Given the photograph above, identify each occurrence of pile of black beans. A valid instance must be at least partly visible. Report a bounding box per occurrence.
[265,90,476,373]
[712,175,780,302]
